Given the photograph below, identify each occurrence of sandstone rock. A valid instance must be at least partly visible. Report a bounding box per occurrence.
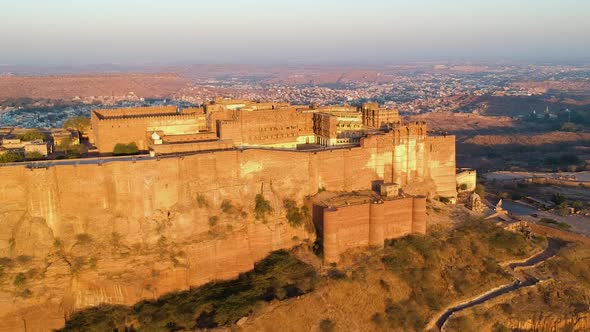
[467,193,485,213]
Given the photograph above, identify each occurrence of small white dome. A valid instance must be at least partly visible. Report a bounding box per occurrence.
[151,131,161,140]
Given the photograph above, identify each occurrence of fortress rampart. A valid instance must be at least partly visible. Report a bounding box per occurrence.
[319,196,427,262]
[0,132,454,330]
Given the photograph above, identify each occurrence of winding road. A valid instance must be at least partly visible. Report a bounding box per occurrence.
[433,238,565,331]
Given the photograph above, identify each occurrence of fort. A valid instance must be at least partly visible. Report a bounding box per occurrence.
[0,99,456,330]
[90,98,402,153]
[88,98,455,197]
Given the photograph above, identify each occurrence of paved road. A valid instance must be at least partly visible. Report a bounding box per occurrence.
[502,200,537,216]
[501,199,590,237]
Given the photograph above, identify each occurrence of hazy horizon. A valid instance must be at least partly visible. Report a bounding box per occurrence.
[2,0,590,66]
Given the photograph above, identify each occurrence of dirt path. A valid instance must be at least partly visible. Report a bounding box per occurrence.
[429,238,565,331]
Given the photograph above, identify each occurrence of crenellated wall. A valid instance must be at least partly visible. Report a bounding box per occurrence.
[321,196,427,263]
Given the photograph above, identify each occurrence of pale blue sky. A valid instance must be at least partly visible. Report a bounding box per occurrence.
[1,0,589,65]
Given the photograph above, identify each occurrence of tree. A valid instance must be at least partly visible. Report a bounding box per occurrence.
[63,116,91,134]
[18,129,45,141]
[113,142,139,156]
[557,202,570,216]
[58,137,84,159]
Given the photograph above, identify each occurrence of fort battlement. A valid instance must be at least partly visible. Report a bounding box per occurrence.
[95,113,200,122]
[317,194,426,262]
[87,101,455,197]
[94,105,180,118]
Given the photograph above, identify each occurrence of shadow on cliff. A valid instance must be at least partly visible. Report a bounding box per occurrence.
[58,249,318,331]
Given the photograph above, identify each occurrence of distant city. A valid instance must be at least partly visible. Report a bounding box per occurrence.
[1,63,588,129]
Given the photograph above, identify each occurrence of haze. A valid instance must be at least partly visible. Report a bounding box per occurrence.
[1,0,589,65]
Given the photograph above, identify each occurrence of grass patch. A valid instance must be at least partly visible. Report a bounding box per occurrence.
[539,218,571,230]
[381,219,542,330]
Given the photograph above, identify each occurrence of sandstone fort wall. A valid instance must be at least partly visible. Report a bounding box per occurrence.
[0,141,454,329]
[322,196,426,262]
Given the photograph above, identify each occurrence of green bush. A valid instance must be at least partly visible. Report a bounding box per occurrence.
[58,137,85,158]
[283,199,310,228]
[254,194,273,220]
[13,273,26,287]
[16,288,33,298]
[113,142,139,156]
[0,150,24,163]
[196,195,209,208]
[71,257,86,274]
[220,200,234,214]
[25,151,45,161]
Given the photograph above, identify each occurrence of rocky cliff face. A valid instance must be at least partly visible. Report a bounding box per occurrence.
[0,144,455,331]
[0,152,316,331]
[0,196,309,332]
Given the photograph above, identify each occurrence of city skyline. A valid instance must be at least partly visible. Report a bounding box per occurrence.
[2,0,590,65]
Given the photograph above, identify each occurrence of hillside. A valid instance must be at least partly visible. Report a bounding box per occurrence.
[57,208,550,331]
[0,74,190,102]
[445,243,590,331]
